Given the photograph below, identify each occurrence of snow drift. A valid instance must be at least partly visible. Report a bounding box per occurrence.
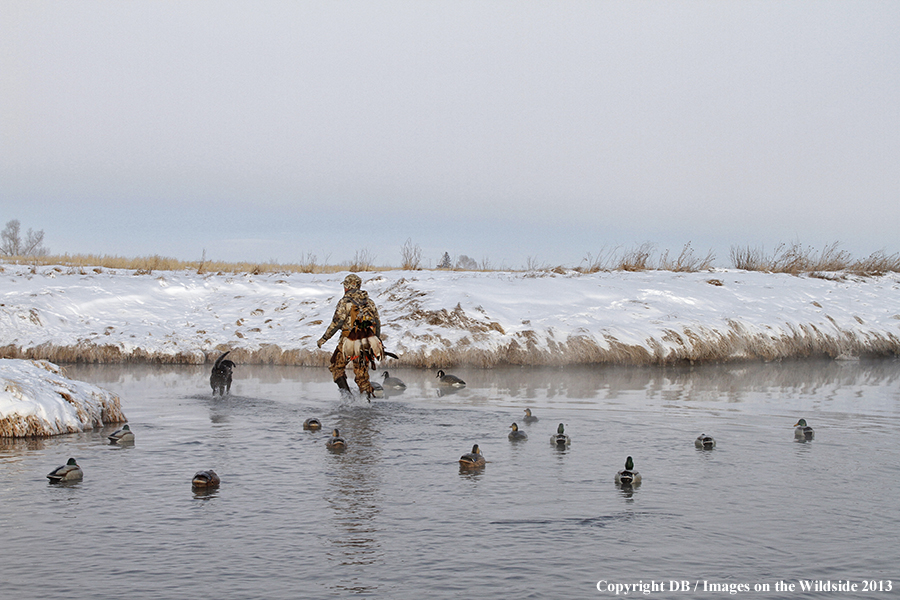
[0,358,126,437]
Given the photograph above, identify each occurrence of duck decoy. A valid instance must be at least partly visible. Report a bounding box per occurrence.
[794,418,814,440]
[108,423,135,444]
[694,433,715,449]
[370,381,385,399]
[615,456,641,485]
[436,370,466,387]
[303,418,322,431]
[508,422,528,441]
[381,371,407,389]
[551,423,570,447]
[523,408,538,423]
[47,458,83,483]
[326,428,347,450]
[210,351,235,396]
[459,444,485,468]
[192,470,220,488]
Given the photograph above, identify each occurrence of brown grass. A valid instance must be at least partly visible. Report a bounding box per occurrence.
[2,240,896,276]
[730,242,900,275]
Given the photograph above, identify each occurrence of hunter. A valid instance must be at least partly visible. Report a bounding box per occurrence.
[317,273,381,397]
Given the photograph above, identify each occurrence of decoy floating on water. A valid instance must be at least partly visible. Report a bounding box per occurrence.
[192,470,220,488]
[459,444,485,468]
[551,423,570,447]
[381,371,407,389]
[370,381,385,399]
[326,429,347,450]
[303,418,322,431]
[108,423,135,444]
[436,370,466,387]
[47,458,83,483]
[694,433,716,449]
[210,351,235,396]
[615,456,641,486]
[523,408,538,423]
[508,422,528,441]
[794,418,814,441]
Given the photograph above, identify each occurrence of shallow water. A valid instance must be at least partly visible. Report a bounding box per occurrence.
[2,360,899,599]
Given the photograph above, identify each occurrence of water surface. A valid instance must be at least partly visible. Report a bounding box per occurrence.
[2,360,899,598]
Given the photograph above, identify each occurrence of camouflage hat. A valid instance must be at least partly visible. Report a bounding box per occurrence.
[342,274,362,289]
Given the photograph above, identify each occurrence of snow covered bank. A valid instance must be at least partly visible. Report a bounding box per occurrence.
[0,359,126,437]
[0,263,898,367]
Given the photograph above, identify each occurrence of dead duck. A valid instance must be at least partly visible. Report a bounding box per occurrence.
[303,418,322,431]
[794,418,815,440]
[192,470,220,488]
[694,433,715,449]
[108,423,135,444]
[523,408,539,423]
[615,456,641,486]
[436,370,466,387]
[326,428,347,450]
[47,458,83,483]
[459,444,485,468]
[508,422,528,441]
[381,371,407,389]
[551,423,570,447]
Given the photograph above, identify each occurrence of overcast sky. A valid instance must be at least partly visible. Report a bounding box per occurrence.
[2,1,898,269]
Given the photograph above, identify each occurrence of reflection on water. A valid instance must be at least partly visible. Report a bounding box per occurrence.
[1,358,899,599]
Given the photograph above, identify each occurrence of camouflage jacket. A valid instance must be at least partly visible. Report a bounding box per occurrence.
[322,289,381,341]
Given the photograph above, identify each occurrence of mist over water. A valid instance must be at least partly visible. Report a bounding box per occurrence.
[2,360,898,598]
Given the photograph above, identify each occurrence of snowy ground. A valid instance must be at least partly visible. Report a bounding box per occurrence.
[0,358,125,437]
[1,262,898,367]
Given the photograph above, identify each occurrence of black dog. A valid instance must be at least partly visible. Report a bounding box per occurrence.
[210,351,235,396]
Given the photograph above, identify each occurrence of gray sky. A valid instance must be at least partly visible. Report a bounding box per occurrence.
[2,1,898,268]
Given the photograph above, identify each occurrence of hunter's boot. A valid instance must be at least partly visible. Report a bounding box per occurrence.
[335,375,351,394]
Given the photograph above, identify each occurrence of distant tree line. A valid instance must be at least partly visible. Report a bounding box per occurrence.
[1,220,48,257]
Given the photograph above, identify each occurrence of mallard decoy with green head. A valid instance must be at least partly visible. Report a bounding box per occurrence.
[794,419,814,440]
[108,423,135,444]
[551,423,570,446]
[615,456,641,485]
[47,458,83,482]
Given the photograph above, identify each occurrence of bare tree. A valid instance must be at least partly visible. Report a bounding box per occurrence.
[400,238,422,270]
[1,219,48,256]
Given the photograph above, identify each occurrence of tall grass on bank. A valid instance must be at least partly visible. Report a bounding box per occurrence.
[729,242,900,276]
[1,241,897,276]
